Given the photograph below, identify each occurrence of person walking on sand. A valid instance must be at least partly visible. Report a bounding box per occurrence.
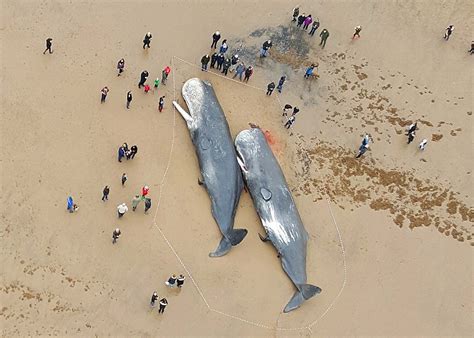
[201,54,210,71]
[177,274,186,288]
[150,292,158,307]
[283,104,292,117]
[144,198,152,214]
[102,186,110,201]
[284,116,296,129]
[303,15,313,30]
[353,26,362,39]
[158,298,168,314]
[165,274,177,288]
[233,62,245,81]
[126,90,132,109]
[117,58,125,76]
[159,96,165,112]
[117,203,128,218]
[154,78,160,90]
[320,29,330,48]
[406,122,417,135]
[143,32,152,49]
[444,25,454,40]
[356,143,369,158]
[292,6,299,22]
[67,196,74,213]
[121,173,127,186]
[112,228,121,244]
[100,87,109,103]
[138,70,149,88]
[210,52,218,68]
[277,76,286,93]
[266,82,276,95]
[132,195,141,211]
[419,139,428,151]
[211,31,221,49]
[243,66,253,82]
[407,131,415,144]
[468,41,474,54]
[309,19,320,36]
[129,145,138,159]
[162,66,171,85]
[43,38,53,54]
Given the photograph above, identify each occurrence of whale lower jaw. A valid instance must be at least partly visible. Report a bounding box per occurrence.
[283,284,322,313]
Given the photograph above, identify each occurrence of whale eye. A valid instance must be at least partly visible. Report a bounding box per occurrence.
[200,137,211,150]
[260,187,272,201]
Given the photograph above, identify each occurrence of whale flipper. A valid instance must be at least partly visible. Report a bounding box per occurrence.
[209,229,248,257]
[283,284,322,313]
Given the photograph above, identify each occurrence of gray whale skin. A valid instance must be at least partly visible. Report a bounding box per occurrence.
[172,78,247,257]
[235,128,321,313]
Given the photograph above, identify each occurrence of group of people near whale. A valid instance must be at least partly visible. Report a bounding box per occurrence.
[173,78,321,313]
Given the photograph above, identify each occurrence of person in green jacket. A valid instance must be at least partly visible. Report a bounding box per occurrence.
[319,29,329,48]
[132,195,141,211]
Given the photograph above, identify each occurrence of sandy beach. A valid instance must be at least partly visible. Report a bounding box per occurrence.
[1,0,472,336]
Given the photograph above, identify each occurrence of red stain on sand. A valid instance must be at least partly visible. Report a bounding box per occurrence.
[264,130,282,154]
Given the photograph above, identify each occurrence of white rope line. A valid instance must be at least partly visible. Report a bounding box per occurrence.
[148,55,347,332]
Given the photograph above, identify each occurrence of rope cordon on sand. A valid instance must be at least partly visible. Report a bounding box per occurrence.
[151,55,347,332]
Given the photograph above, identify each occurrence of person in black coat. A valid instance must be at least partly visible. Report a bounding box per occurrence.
[210,52,218,68]
[216,53,225,70]
[138,70,149,88]
[266,82,275,95]
[201,54,210,71]
[211,31,221,48]
[222,58,231,76]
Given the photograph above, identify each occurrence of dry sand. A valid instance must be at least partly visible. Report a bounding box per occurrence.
[1,0,472,336]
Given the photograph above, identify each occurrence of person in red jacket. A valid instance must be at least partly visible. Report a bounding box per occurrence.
[141,185,149,198]
[243,66,253,82]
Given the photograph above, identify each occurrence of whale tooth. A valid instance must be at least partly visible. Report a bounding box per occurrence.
[172,101,193,123]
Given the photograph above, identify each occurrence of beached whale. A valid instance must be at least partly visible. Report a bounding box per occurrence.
[235,128,321,312]
[172,78,247,257]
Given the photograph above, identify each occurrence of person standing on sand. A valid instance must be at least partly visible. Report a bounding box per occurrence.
[297,13,306,28]
[118,145,126,162]
[129,145,138,159]
[117,203,128,218]
[210,52,218,68]
[260,39,272,57]
[283,104,292,117]
[469,41,474,54]
[138,70,149,88]
[444,25,454,40]
[117,58,125,76]
[141,185,150,198]
[150,292,158,307]
[356,144,369,158]
[309,20,320,36]
[144,198,152,214]
[159,96,165,112]
[100,87,109,103]
[407,131,415,144]
[211,31,221,49]
[222,58,231,76]
[353,26,362,39]
[67,196,74,213]
[112,228,121,244]
[154,78,160,90]
[304,64,315,79]
[43,38,53,54]
[162,66,171,85]
[143,32,152,49]
[292,6,299,22]
[233,62,245,81]
[319,29,330,48]
[201,54,210,71]
[158,298,168,314]
[216,53,225,70]
[126,90,132,109]
[292,107,300,117]
[303,15,313,30]
[132,195,141,211]
[219,39,228,54]
[277,76,286,93]
[177,274,185,288]
[266,82,276,95]
[166,274,177,288]
[102,186,110,201]
[121,173,127,186]
[243,66,253,82]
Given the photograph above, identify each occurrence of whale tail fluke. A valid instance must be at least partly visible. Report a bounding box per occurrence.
[283,284,322,313]
[209,229,248,258]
